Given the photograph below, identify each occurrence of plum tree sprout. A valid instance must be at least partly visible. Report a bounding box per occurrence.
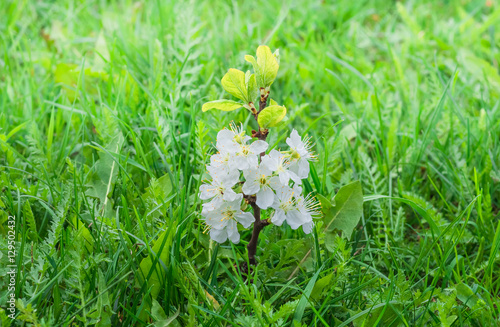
[200,46,320,269]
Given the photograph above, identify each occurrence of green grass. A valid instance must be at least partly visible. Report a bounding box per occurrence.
[1,0,500,325]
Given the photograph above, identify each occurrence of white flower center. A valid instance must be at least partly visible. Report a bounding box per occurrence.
[233,133,245,144]
[221,209,235,222]
[240,145,250,155]
[279,196,295,213]
[291,149,301,159]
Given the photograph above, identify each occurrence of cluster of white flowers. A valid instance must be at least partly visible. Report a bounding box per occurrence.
[199,123,320,244]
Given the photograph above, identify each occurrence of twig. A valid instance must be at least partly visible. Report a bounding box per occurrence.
[244,93,270,271]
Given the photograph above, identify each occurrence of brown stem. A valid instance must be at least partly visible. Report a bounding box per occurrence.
[259,90,268,112]
[244,94,270,269]
[247,201,270,265]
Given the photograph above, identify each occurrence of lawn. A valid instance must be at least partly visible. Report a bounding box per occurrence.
[1,0,499,326]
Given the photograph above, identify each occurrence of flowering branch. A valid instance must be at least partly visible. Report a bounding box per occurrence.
[199,46,320,278]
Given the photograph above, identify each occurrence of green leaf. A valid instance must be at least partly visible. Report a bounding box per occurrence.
[85,133,124,214]
[456,283,479,308]
[246,71,258,103]
[221,68,249,102]
[54,63,108,102]
[142,173,173,203]
[138,225,176,299]
[257,105,286,128]
[23,201,38,241]
[269,98,278,106]
[323,181,363,238]
[293,263,324,322]
[245,45,279,88]
[96,269,112,327]
[202,99,244,112]
[316,194,332,210]
[310,272,334,300]
[351,302,403,327]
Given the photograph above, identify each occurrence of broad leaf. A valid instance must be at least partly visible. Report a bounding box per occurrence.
[456,283,480,308]
[352,302,403,327]
[202,99,243,112]
[323,180,363,238]
[221,68,249,102]
[86,133,124,210]
[257,105,286,128]
[245,45,279,88]
[138,225,176,299]
[310,272,334,300]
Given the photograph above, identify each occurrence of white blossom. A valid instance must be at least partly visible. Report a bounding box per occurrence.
[270,184,320,232]
[232,140,268,170]
[262,149,301,185]
[204,196,254,243]
[199,123,319,243]
[199,165,240,210]
[209,148,233,174]
[295,193,321,234]
[242,165,275,209]
[216,123,251,154]
[286,129,315,179]
[270,184,304,229]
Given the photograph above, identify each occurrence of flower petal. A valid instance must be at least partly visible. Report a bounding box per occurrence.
[288,170,302,184]
[242,180,260,195]
[201,197,222,216]
[271,209,286,226]
[216,129,239,152]
[278,171,290,185]
[286,129,302,148]
[285,209,305,229]
[236,211,254,228]
[261,153,278,171]
[302,221,313,234]
[256,187,275,209]
[269,176,284,191]
[232,155,250,170]
[223,188,240,202]
[227,221,240,244]
[249,140,268,154]
[206,210,226,229]
[297,159,310,179]
[210,228,228,243]
[199,184,218,200]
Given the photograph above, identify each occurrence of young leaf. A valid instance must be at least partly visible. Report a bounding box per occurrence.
[221,68,249,102]
[257,105,286,128]
[246,72,258,103]
[269,98,279,106]
[323,180,363,238]
[202,100,244,112]
[245,45,279,88]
